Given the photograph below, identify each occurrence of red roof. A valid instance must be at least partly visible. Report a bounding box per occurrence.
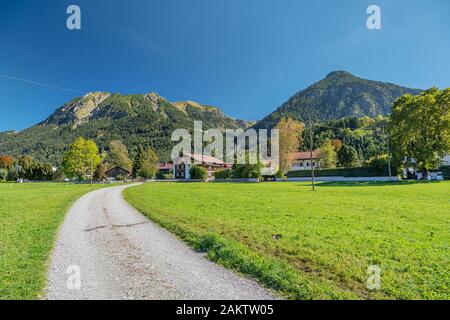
[292,151,322,160]
[158,163,174,170]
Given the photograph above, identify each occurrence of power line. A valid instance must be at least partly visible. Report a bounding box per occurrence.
[0,73,85,94]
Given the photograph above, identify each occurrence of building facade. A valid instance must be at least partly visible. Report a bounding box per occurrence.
[173,153,231,180]
[105,166,131,180]
[290,151,323,171]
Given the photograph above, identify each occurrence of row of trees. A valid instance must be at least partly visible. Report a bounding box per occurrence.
[274,87,450,176]
[61,137,160,181]
[0,154,54,181]
[275,117,364,174]
[2,88,447,181]
[1,137,161,182]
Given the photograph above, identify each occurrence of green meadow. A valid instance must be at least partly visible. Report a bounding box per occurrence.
[0,183,106,299]
[124,181,450,300]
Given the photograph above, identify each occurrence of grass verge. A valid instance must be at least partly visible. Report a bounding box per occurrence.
[124,181,450,300]
[0,183,107,299]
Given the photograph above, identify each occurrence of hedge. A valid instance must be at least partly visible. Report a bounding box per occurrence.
[442,166,450,179]
[287,167,389,178]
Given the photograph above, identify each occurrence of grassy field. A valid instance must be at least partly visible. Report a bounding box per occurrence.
[0,183,106,299]
[124,181,450,300]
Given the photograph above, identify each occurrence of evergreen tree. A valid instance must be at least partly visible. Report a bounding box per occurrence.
[132,146,144,178]
[337,145,360,167]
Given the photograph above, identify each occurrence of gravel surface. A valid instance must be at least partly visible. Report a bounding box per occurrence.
[45,184,276,300]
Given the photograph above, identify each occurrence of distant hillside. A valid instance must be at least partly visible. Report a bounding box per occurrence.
[0,92,245,164]
[255,71,421,128]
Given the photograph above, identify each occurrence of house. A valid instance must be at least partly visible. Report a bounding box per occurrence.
[173,153,231,180]
[105,166,131,180]
[157,163,174,176]
[290,151,323,171]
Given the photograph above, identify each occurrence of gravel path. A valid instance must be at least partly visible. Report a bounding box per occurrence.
[45,184,276,300]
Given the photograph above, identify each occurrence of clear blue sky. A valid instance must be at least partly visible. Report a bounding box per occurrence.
[0,0,449,131]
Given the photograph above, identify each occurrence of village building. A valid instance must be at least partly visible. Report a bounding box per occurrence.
[105,166,131,180]
[290,151,324,171]
[157,163,174,176]
[173,153,231,180]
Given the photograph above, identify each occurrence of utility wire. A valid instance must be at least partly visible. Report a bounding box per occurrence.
[0,73,85,94]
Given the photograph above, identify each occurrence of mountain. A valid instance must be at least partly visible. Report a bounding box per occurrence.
[0,71,423,164]
[0,92,245,164]
[255,71,422,128]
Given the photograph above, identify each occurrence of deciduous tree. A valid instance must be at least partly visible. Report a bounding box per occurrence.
[389,88,450,173]
[0,168,8,181]
[0,155,14,170]
[93,162,108,181]
[320,140,337,168]
[62,137,101,180]
[107,140,132,170]
[275,118,305,173]
[139,148,159,179]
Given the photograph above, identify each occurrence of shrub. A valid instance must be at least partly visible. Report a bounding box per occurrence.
[232,162,263,179]
[189,165,208,180]
[156,172,173,180]
[275,170,286,179]
[215,169,232,179]
[366,154,389,175]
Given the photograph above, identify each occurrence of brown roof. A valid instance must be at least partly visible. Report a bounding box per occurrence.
[184,153,231,166]
[292,151,322,160]
[105,166,131,174]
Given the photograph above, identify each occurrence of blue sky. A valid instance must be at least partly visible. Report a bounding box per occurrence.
[0,0,449,131]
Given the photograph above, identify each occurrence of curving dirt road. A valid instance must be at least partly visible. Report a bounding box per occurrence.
[45,184,276,300]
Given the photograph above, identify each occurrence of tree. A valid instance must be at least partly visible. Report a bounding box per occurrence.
[275,118,305,173]
[189,165,208,180]
[319,140,337,168]
[16,155,53,180]
[17,155,34,178]
[139,148,159,179]
[0,155,14,170]
[132,146,144,178]
[93,162,108,181]
[337,145,360,167]
[331,139,343,152]
[0,168,8,181]
[30,162,54,180]
[389,88,450,174]
[107,140,132,170]
[62,137,101,180]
